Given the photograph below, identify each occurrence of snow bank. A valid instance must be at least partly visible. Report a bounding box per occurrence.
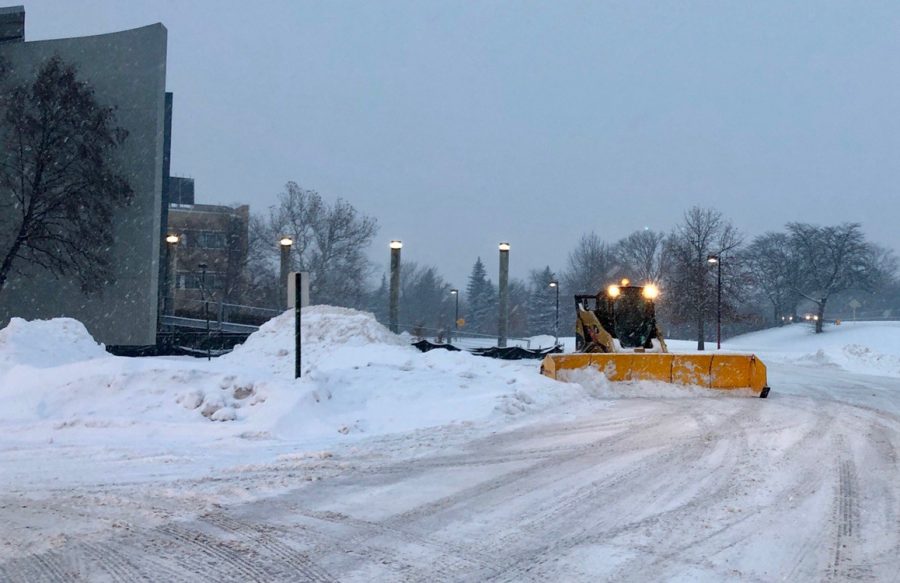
[0,308,592,456]
[0,317,108,370]
[224,305,409,377]
[727,321,900,377]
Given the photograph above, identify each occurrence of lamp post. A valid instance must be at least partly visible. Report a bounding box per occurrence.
[165,234,179,318]
[549,280,559,347]
[279,236,293,310]
[389,240,402,333]
[498,242,510,348]
[707,254,721,350]
[450,289,459,343]
[198,262,210,360]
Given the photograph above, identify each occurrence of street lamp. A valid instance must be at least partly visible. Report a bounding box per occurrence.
[198,262,211,361]
[279,236,293,310]
[707,254,721,350]
[389,240,402,333]
[164,234,179,317]
[498,242,510,347]
[450,289,459,343]
[549,280,559,346]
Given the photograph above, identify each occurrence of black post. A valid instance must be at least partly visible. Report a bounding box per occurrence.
[455,292,459,342]
[716,259,722,350]
[199,262,210,361]
[554,283,560,346]
[295,272,302,379]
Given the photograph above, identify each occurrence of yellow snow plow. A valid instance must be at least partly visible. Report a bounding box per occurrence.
[540,281,770,398]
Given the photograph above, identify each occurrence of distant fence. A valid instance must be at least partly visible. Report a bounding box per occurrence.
[161,297,281,329]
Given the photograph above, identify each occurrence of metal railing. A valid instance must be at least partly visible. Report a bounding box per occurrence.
[395,322,537,350]
[161,296,281,330]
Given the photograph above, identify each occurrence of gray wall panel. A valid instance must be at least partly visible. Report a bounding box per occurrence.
[0,23,167,346]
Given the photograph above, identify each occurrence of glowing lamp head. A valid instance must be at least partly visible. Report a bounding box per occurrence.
[620,278,630,287]
[549,280,558,288]
[498,242,510,252]
[165,234,179,244]
[450,289,458,295]
[707,254,719,265]
[279,236,293,247]
[642,284,660,300]
[389,240,403,250]
[607,285,621,298]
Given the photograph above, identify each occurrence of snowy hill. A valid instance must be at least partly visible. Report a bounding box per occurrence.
[725,320,900,377]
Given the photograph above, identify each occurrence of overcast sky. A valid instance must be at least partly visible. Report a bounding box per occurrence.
[21,1,900,289]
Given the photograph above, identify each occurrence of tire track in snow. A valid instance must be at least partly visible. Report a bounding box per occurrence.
[0,550,74,583]
[199,512,337,582]
[484,404,760,582]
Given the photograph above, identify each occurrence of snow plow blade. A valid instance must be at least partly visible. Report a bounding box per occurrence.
[540,353,770,397]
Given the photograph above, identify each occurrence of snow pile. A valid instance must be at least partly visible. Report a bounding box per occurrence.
[224,305,409,377]
[726,321,900,377]
[0,308,595,456]
[0,317,108,370]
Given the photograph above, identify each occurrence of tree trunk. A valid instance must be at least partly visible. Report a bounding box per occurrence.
[815,300,826,333]
[697,315,705,350]
[0,231,26,295]
[774,304,781,327]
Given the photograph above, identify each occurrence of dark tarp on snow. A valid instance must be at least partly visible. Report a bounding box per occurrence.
[412,340,562,360]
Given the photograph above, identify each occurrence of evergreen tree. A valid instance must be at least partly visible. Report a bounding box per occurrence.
[527,266,558,336]
[466,257,496,334]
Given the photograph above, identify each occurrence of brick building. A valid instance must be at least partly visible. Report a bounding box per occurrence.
[165,184,249,318]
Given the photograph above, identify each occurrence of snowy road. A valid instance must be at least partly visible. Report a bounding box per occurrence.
[3,359,900,582]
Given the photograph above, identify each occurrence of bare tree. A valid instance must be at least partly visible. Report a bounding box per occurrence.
[0,56,133,295]
[743,232,798,326]
[664,207,742,349]
[256,182,378,307]
[787,222,882,333]
[562,232,621,295]
[615,229,666,284]
[241,214,280,308]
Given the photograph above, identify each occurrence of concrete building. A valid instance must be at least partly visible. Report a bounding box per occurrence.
[0,6,167,346]
[166,199,250,318]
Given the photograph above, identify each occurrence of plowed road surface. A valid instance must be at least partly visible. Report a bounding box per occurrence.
[3,364,900,582]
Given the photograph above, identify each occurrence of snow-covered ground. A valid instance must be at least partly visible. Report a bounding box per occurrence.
[1,312,900,581]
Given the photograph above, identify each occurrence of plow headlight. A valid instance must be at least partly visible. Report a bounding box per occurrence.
[607,285,621,298]
[642,284,659,300]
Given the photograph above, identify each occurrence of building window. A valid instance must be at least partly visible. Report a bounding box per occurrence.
[177,271,224,291]
[195,231,227,249]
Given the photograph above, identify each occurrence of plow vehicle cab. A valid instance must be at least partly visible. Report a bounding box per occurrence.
[542,280,770,398]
